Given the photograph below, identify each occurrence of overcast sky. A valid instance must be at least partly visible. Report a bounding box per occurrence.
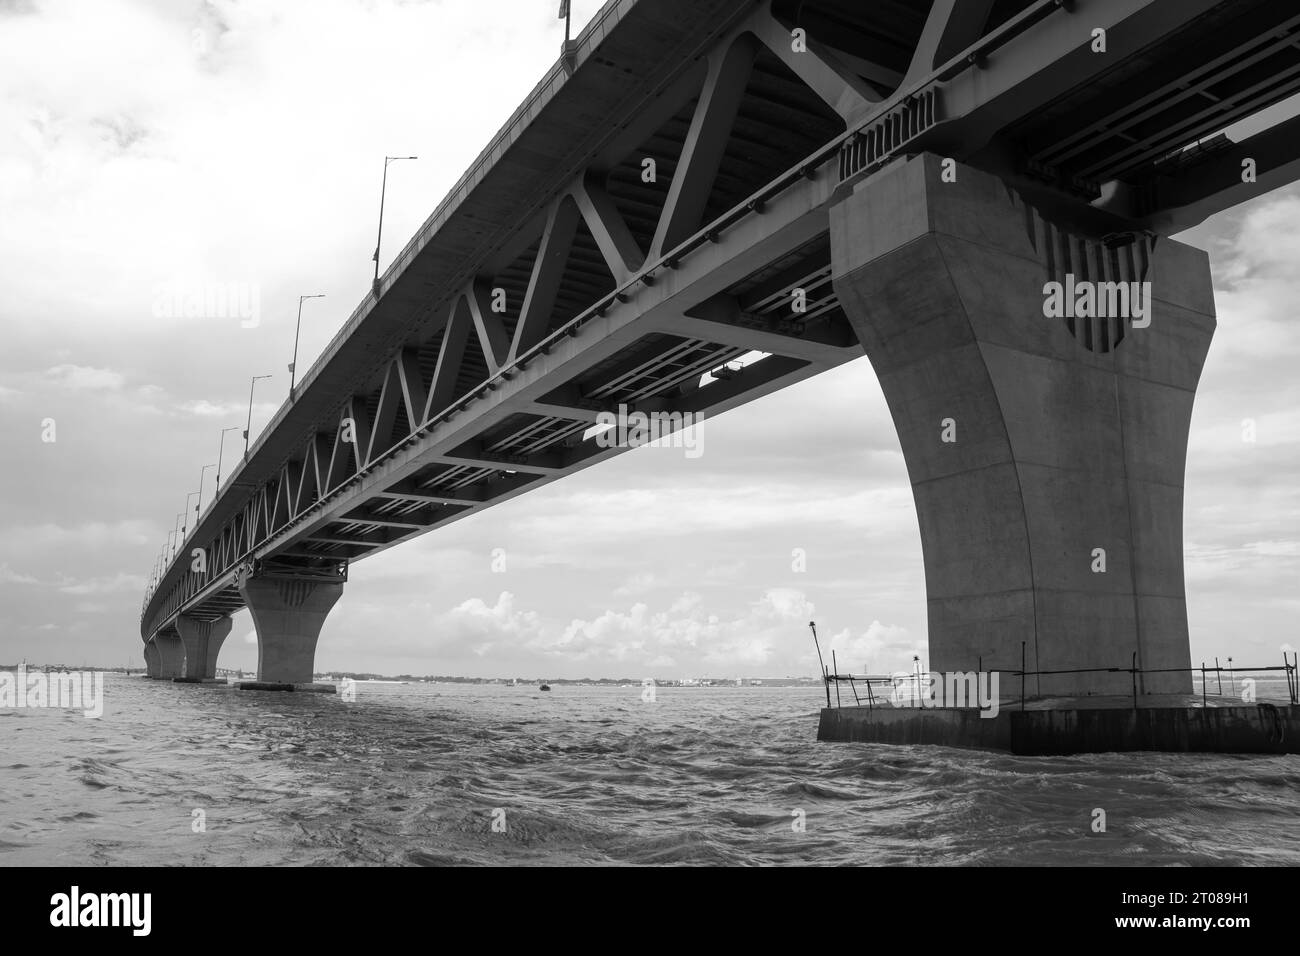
[1,0,1297,680]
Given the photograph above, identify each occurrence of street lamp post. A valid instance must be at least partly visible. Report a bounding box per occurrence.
[558,0,577,72]
[243,375,273,460]
[372,156,417,293]
[289,294,326,397]
[182,493,200,539]
[197,463,217,523]
[216,426,240,494]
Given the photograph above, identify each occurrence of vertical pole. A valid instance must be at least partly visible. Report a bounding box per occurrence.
[1020,641,1026,712]
[244,378,256,459]
[1201,662,1206,708]
[1215,656,1222,695]
[1131,650,1138,709]
[291,297,305,395]
[373,159,389,289]
[832,650,841,708]
[809,621,830,709]
[216,430,226,494]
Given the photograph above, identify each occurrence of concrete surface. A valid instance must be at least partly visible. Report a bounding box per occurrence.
[175,614,232,680]
[237,574,344,684]
[818,698,1299,754]
[829,153,1216,697]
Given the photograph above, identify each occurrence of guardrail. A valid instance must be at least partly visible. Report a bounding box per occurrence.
[817,652,1300,712]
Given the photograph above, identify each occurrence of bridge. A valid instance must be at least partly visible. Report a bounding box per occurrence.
[141,0,1300,695]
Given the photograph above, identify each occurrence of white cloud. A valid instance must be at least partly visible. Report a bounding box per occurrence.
[0,520,155,556]
[434,591,544,657]
[44,364,125,390]
[0,563,39,585]
[57,572,146,595]
[614,571,659,596]
[520,587,823,673]
[825,621,921,675]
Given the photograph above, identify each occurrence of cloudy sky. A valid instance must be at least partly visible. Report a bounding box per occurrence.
[1,0,1297,680]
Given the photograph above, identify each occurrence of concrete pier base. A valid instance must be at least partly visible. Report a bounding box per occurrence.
[175,614,232,680]
[237,567,344,684]
[172,677,227,684]
[152,634,186,680]
[818,698,1300,754]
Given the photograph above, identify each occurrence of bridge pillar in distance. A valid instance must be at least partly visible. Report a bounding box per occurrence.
[143,641,161,679]
[829,153,1215,697]
[152,633,186,680]
[237,570,344,685]
[175,614,232,680]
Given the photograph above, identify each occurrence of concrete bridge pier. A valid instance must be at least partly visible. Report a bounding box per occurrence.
[143,641,161,679]
[175,614,232,681]
[237,569,343,689]
[830,153,1216,698]
[152,633,187,680]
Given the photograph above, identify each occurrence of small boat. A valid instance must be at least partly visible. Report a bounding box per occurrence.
[539,683,551,691]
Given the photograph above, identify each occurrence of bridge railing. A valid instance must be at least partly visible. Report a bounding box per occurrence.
[820,654,1300,711]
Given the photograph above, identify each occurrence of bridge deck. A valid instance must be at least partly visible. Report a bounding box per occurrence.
[143,0,1300,644]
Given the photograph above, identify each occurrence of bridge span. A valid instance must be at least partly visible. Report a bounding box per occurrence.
[141,0,1300,693]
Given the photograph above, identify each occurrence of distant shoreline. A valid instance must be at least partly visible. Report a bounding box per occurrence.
[0,665,823,687]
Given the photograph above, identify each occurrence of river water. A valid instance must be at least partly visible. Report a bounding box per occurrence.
[2,676,1297,866]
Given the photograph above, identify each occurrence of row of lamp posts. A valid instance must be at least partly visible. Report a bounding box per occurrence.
[149,155,420,598]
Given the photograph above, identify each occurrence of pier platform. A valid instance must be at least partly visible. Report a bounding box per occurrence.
[817,695,1300,754]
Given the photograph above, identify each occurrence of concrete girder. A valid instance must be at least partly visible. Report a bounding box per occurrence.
[570,173,645,282]
[424,297,475,422]
[649,33,757,260]
[900,0,997,92]
[512,196,582,360]
[911,0,1226,161]
[742,4,880,122]
[466,280,511,373]
[364,361,403,467]
[1125,113,1300,233]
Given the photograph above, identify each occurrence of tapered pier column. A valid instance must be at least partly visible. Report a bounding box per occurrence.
[143,641,161,679]
[237,567,344,684]
[830,154,1215,696]
[175,615,232,679]
[152,633,186,680]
